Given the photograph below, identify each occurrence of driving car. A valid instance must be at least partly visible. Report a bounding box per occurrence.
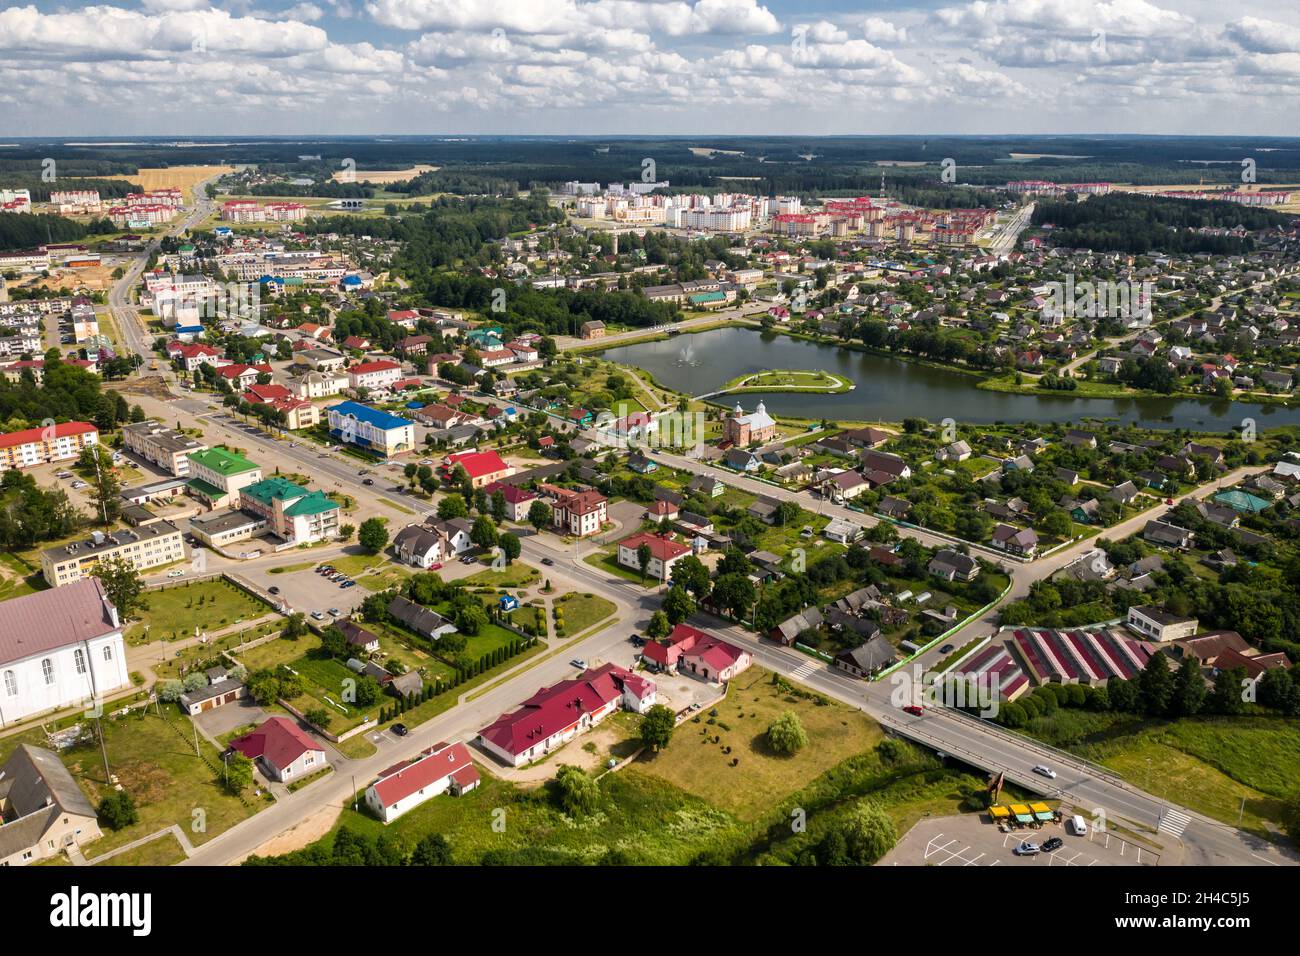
[1032,764,1058,779]
[1041,837,1064,852]
[166,569,185,578]
[541,557,555,566]
[1013,841,1040,856]
[570,659,586,669]
[362,478,374,485]
[939,644,954,654]
[903,704,925,717]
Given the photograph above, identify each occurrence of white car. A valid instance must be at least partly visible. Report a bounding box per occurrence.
[1013,841,1040,856]
[166,569,186,578]
[1032,765,1057,779]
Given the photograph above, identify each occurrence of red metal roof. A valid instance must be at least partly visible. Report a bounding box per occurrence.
[370,741,475,807]
[0,421,96,449]
[230,717,323,772]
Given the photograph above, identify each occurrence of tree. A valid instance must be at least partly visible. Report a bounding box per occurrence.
[647,610,671,640]
[669,554,711,598]
[92,556,145,619]
[1137,652,1174,716]
[636,542,653,583]
[490,490,508,524]
[499,532,521,564]
[304,706,333,728]
[471,515,499,551]
[837,801,897,865]
[711,573,756,620]
[438,494,469,520]
[224,751,254,794]
[527,499,554,532]
[354,675,381,707]
[639,704,676,751]
[97,790,138,830]
[776,499,803,526]
[1171,654,1207,717]
[338,523,355,542]
[552,764,600,817]
[661,584,695,625]
[358,517,388,555]
[766,710,808,755]
[1210,666,1247,716]
[410,832,453,865]
[1281,792,1300,843]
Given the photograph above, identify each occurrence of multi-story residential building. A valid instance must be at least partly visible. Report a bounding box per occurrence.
[185,446,263,508]
[327,401,416,458]
[220,200,308,222]
[287,369,348,400]
[346,359,403,392]
[544,486,608,537]
[40,521,185,588]
[239,477,341,545]
[0,578,130,729]
[617,532,690,581]
[0,249,51,273]
[0,421,98,472]
[122,421,208,476]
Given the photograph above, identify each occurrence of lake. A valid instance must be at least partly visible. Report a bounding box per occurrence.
[599,326,1300,431]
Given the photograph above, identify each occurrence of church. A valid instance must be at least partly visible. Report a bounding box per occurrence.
[722,400,777,447]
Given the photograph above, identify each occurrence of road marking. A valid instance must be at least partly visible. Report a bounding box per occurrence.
[790,660,819,681]
[1157,808,1191,838]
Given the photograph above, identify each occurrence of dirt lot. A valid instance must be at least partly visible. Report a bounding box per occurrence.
[881,811,1163,867]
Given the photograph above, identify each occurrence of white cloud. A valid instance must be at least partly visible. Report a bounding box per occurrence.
[862,17,907,44]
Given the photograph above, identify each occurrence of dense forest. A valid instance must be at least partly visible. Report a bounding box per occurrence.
[1030,193,1292,254]
[0,212,114,252]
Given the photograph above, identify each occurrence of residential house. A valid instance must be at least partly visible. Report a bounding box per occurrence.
[229,717,328,783]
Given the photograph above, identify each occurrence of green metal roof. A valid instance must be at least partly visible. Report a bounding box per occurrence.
[185,476,227,501]
[1213,490,1270,513]
[284,491,340,517]
[187,445,259,477]
[241,476,309,507]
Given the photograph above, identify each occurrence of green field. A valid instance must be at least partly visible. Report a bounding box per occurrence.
[126,579,275,644]
[552,592,616,637]
[0,705,264,856]
[463,563,540,589]
[93,831,188,866]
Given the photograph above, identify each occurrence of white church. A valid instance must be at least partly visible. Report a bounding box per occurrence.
[0,578,129,728]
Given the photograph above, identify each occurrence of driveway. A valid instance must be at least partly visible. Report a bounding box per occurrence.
[193,698,269,742]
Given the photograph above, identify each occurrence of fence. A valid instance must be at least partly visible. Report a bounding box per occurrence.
[873,580,1012,682]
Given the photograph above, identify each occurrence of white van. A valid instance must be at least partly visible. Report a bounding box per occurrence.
[1069,814,1089,836]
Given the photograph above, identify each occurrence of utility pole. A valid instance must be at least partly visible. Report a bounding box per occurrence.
[96,717,111,782]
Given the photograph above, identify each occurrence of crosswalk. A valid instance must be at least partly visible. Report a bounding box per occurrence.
[790,660,821,682]
[1158,808,1192,838]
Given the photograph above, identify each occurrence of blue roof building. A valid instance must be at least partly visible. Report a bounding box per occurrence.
[326,401,416,458]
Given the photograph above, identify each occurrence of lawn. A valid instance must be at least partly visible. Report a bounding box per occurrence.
[553,592,616,637]
[93,830,188,866]
[8,705,263,856]
[635,667,884,821]
[355,565,412,591]
[1019,710,1300,838]
[125,578,275,644]
[583,549,663,588]
[463,563,540,589]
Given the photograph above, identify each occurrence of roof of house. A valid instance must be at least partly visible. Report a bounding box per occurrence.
[388,595,456,637]
[618,532,690,562]
[479,664,639,757]
[187,445,259,477]
[229,716,323,771]
[834,634,897,672]
[328,400,413,431]
[445,450,509,480]
[348,360,401,375]
[0,577,118,668]
[0,421,97,450]
[370,741,477,808]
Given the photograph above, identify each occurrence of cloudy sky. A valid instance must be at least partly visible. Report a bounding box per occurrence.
[1,0,1298,135]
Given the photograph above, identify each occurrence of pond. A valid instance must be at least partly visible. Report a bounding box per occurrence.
[599,326,1300,431]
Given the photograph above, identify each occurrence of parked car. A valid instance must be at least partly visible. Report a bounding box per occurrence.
[430,562,443,571]
[1041,837,1064,852]
[341,581,356,589]
[1032,765,1057,779]
[570,659,586,669]
[1013,841,1040,856]
[310,610,326,620]
[268,586,280,595]
[1069,814,1089,836]
[329,608,342,616]
[391,723,408,737]
[166,569,185,578]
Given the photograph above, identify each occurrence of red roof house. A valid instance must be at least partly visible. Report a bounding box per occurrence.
[229,717,327,783]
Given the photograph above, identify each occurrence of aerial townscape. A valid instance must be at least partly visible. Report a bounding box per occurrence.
[1,2,1300,921]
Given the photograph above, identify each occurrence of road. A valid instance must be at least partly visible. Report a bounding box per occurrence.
[553,303,767,352]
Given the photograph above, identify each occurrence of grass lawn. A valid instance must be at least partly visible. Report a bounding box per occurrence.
[284,653,378,732]
[553,592,616,637]
[93,830,188,866]
[463,563,540,589]
[355,565,412,591]
[583,550,663,588]
[322,553,389,577]
[125,579,275,644]
[636,667,883,821]
[1020,710,1300,838]
[232,633,318,674]
[9,705,263,855]
[268,561,314,574]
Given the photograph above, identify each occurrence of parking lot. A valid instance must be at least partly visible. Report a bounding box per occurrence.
[881,812,1162,867]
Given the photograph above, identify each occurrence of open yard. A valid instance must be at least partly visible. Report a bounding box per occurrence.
[125,578,276,644]
[634,667,883,821]
[463,563,540,589]
[552,592,617,637]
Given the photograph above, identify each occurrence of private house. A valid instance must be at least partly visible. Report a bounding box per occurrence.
[688,475,725,498]
[484,481,537,522]
[1126,605,1198,643]
[424,517,474,555]
[387,595,459,641]
[391,524,445,568]
[821,469,869,503]
[546,486,608,537]
[833,635,897,679]
[0,745,102,866]
[860,450,911,481]
[477,663,653,767]
[338,620,381,654]
[1144,519,1195,550]
[928,549,980,582]
[770,607,825,646]
[723,448,760,472]
[617,532,690,581]
[936,440,972,462]
[229,716,328,784]
[991,523,1039,557]
[364,741,481,824]
[823,517,862,544]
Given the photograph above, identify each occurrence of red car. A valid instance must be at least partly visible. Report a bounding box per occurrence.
[430,562,443,571]
[903,705,925,717]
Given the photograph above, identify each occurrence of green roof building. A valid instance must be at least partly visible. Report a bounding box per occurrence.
[240,477,341,545]
[185,446,263,507]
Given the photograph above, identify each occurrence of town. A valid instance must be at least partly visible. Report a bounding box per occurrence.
[2,126,1300,897]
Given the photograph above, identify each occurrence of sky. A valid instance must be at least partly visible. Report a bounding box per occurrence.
[1,0,1298,136]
